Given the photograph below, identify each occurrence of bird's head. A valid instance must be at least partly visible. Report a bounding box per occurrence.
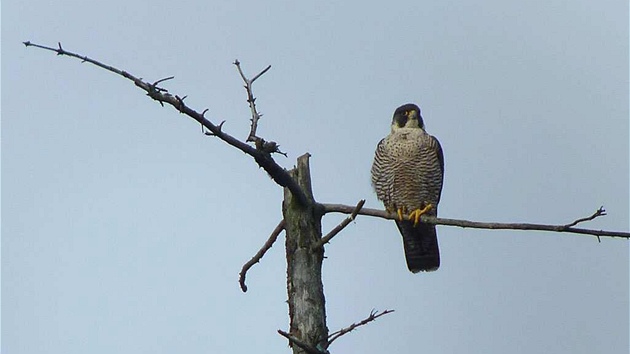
[391,103,424,131]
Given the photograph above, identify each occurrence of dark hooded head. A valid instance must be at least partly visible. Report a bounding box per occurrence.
[391,103,423,130]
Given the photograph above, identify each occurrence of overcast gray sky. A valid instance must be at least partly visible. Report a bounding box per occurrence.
[3,1,628,353]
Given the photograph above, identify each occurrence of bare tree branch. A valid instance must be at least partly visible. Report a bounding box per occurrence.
[23,41,308,206]
[233,60,286,156]
[277,330,325,354]
[327,309,394,347]
[312,199,365,250]
[563,206,606,227]
[234,60,268,141]
[320,204,630,239]
[239,219,286,292]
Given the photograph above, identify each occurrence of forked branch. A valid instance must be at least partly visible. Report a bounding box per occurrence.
[234,60,269,141]
[234,60,286,156]
[563,206,606,228]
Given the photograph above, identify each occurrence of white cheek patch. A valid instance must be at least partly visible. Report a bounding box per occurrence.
[406,119,420,129]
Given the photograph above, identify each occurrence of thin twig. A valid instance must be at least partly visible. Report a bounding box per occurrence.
[233,59,271,143]
[327,309,394,346]
[563,206,606,227]
[320,204,630,239]
[153,76,175,86]
[312,200,365,250]
[24,41,309,206]
[277,330,324,354]
[251,65,272,83]
[239,219,286,292]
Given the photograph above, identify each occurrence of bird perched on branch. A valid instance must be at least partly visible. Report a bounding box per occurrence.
[371,103,444,272]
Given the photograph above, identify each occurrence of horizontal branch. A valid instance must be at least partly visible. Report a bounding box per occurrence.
[320,204,630,239]
[24,41,309,206]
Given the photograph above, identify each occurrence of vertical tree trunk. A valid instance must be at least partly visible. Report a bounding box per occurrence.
[283,153,328,353]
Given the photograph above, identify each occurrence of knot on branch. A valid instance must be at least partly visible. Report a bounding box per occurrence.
[146,76,175,106]
[253,137,287,156]
[175,95,188,113]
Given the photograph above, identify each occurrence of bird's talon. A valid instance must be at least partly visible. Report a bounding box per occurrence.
[408,204,433,226]
[397,207,405,221]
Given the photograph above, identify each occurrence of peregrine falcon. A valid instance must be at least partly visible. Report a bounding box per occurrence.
[371,103,444,273]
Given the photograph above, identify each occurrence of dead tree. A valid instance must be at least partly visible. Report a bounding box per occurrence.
[24,41,630,354]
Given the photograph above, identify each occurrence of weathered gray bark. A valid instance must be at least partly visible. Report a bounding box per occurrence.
[283,154,328,353]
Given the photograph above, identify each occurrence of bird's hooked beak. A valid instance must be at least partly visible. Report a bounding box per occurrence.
[407,110,418,120]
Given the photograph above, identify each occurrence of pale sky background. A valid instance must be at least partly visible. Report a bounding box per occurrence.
[2,1,629,353]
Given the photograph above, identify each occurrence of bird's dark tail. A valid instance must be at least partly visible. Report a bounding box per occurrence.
[395,220,440,272]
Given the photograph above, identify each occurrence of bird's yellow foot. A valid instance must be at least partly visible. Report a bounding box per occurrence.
[396,207,407,221]
[408,204,433,226]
